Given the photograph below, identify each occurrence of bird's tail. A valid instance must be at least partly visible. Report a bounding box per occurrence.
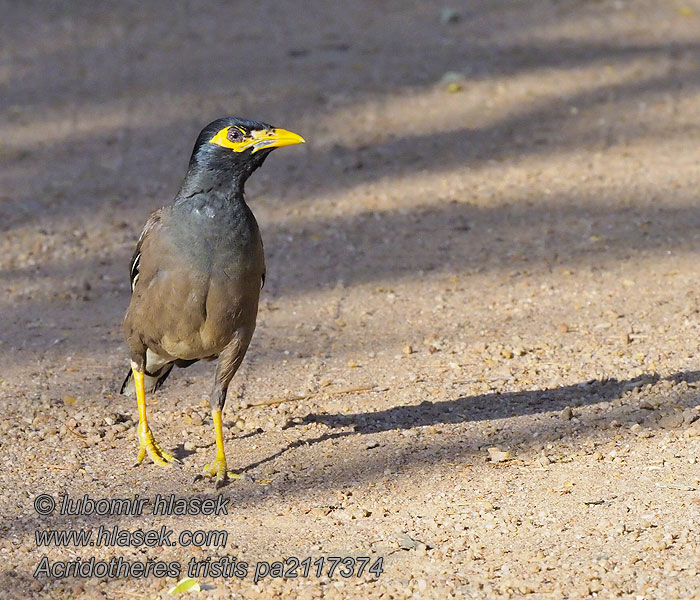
[119,357,200,395]
[120,363,175,395]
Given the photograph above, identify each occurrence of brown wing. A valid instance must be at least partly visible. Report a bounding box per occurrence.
[124,205,263,364]
[129,209,162,292]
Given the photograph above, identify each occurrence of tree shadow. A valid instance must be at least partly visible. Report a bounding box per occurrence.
[1,185,699,374]
[2,2,700,232]
[3,56,700,234]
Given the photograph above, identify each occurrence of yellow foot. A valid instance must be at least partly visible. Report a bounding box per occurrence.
[134,425,180,467]
[198,456,246,489]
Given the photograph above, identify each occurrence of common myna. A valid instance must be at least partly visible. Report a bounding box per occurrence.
[121,117,305,487]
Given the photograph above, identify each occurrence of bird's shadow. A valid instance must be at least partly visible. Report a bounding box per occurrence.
[282,372,699,434]
[226,370,700,482]
[235,431,353,477]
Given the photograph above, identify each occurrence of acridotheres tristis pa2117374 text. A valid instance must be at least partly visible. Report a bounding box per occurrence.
[121,117,305,488]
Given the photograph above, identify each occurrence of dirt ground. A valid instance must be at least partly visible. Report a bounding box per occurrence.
[3,1,700,598]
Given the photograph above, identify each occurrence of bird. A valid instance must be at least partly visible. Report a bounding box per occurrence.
[121,117,305,487]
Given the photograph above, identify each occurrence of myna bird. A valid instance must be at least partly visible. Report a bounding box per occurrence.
[121,117,305,487]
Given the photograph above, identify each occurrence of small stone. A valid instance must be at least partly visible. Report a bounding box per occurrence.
[352,508,372,519]
[500,348,514,359]
[657,412,684,429]
[440,8,460,24]
[184,441,196,451]
[536,453,551,467]
[402,344,414,355]
[397,532,429,551]
[309,506,332,517]
[488,447,512,462]
[558,323,569,333]
[683,408,699,425]
[560,406,573,420]
[685,421,700,437]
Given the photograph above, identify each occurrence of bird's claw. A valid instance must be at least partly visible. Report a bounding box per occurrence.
[134,425,180,467]
[198,456,247,488]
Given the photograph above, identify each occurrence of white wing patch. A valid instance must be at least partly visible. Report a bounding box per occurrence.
[130,252,141,291]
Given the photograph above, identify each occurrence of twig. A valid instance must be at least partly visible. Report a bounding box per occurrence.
[247,385,377,408]
[110,590,147,598]
[57,420,90,447]
[26,463,74,472]
[656,482,697,491]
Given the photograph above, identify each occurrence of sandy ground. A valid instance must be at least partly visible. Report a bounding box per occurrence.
[3,1,700,598]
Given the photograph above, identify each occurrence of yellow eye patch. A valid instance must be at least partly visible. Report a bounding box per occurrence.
[209,126,248,151]
[209,126,306,154]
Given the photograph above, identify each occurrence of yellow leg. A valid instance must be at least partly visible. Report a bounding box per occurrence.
[132,361,179,467]
[202,408,243,488]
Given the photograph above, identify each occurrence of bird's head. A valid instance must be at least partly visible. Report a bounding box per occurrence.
[186,117,305,187]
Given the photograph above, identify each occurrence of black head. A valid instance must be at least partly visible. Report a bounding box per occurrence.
[185,117,305,187]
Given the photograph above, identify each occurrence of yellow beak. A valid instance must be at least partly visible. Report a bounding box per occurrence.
[251,128,306,153]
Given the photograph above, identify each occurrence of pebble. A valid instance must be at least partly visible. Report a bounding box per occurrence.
[488,447,512,462]
[309,506,332,517]
[536,453,551,467]
[657,412,684,430]
[683,408,699,425]
[440,8,460,25]
[684,421,700,438]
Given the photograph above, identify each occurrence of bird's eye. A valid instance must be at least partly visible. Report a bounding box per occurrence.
[227,127,244,143]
